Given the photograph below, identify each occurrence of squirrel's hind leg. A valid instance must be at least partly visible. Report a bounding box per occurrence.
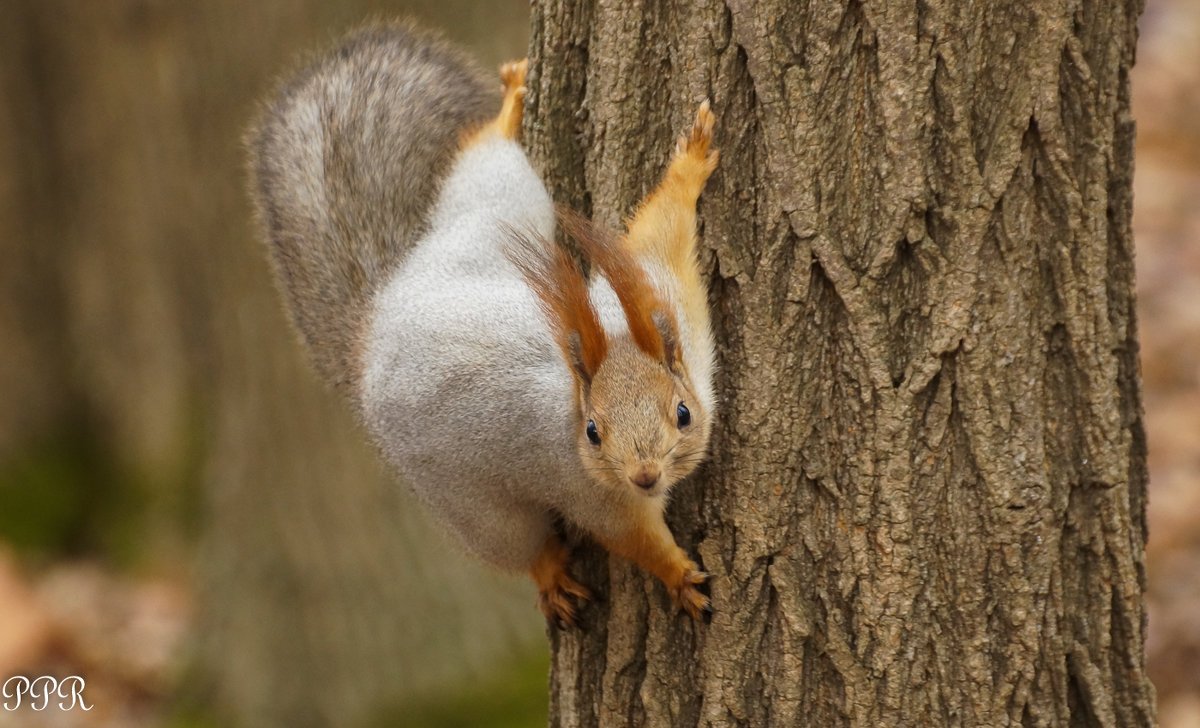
[624,99,719,261]
[620,100,719,340]
[530,533,591,629]
[494,59,528,139]
[464,59,528,145]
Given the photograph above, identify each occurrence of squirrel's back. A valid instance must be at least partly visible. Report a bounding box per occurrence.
[248,23,496,399]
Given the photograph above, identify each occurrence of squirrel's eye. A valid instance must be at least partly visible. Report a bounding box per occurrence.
[586,420,601,445]
[676,403,691,428]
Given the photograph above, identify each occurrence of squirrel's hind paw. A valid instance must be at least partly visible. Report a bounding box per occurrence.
[673,98,718,169]
[666,99,719,195]
[499,58,528,91]
[491,59,528,141]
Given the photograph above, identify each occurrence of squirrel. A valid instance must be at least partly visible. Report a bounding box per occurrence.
[248,22,719,625]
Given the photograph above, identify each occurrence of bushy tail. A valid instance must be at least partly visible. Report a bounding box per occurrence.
[247,22,496,398]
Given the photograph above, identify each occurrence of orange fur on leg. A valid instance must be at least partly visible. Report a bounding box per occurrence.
[495,59,528,140]
[530,534,591,628]
[624,99,718,258]
[596,502,710,619]
[464,58,528,146]
[619,100,719,353]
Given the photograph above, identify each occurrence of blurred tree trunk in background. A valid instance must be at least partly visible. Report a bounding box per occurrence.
[0,5,74,468]
[0,2,538,727]
[528,0,1155,725]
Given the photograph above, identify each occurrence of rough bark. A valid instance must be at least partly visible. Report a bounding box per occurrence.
[527,0,1154,725]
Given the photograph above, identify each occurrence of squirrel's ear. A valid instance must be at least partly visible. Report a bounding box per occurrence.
[566,332,594,387]
[651,310,681,372]
[504,226,608,384]
[559,208,675,367]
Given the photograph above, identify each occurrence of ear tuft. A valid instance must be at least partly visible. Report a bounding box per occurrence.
[558,208,676,366]
[503,225,607,383]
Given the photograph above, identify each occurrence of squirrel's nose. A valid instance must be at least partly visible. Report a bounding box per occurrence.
[630,463,661,490]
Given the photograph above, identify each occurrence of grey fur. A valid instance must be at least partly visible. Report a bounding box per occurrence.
[360,135,631,570]
[247,23,496,400]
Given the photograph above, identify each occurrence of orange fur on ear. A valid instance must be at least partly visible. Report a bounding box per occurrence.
[558,209,678,364]
[503,226,608,381]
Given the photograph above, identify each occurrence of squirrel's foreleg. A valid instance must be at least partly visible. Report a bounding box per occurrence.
[530,534,591,628]
[596,502,710,620]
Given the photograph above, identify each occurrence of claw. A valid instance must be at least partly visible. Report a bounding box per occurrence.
[531,535,591,629]
[499,58,529,91]
[490,58,529,140]
[536,580,590,629]
[675,98,715,159]
[668,562,712,621]
[665,99,719,195]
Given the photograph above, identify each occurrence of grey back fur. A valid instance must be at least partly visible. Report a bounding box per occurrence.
[247,23,497,401]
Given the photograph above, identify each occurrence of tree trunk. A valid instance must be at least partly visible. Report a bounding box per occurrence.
[527,1,1154,725]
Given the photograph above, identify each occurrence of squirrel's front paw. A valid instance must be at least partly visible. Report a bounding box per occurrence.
[531,535,591,629]
[536,570,592,629]
[667,560,711,620]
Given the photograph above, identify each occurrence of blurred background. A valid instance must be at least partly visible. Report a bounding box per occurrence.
[0,2,543,727]
[0,1,1195,726]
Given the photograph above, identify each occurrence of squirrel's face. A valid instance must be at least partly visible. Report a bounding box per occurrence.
[503,214,711,494]
[575,338,710,496]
